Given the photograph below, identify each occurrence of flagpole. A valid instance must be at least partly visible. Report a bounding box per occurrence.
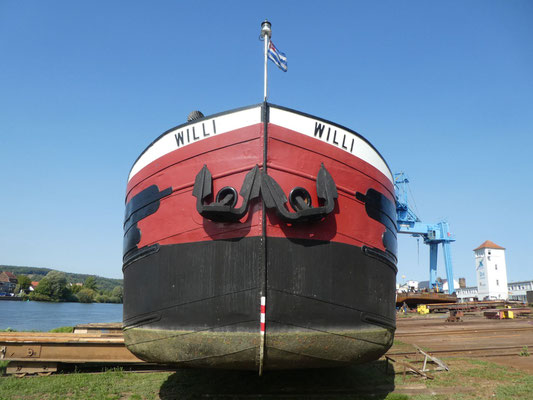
[261,20,271,102]
[264,32,268,101]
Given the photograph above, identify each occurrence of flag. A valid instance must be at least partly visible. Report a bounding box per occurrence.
[268,41,287,72]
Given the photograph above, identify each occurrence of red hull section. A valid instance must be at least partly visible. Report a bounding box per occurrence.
[127,122,264,249]
[125,106,395,254]
[265,123,393,251]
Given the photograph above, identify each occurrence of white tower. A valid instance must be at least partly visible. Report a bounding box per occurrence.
[474,240,508,300]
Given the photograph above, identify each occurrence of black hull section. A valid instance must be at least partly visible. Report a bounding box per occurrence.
[123,237,396,370]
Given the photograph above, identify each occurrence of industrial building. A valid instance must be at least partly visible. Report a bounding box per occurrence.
[474,240,508,300]
[454,240,532,302]
[506,280,533,303]
[456,280,533,303]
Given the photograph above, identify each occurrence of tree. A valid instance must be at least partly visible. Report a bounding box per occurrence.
[31,278,53,301]
[17,275,32,292]
[31,271,71,301]
[84,276,98,291]
[111,286,123,303]
[71,284,82,294]
[77,288,96,303]
[45,271,70,299]
[95,294,111,303]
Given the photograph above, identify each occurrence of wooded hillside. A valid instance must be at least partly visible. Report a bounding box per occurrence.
[0,265,122,292]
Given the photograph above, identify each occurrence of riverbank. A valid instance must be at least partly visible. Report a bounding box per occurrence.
[1,297,122,304]
[0,296,22,301]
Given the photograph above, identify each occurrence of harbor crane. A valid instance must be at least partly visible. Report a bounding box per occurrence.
[394,172,455,294]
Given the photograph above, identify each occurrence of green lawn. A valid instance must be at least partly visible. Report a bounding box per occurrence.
[0,358,531,400]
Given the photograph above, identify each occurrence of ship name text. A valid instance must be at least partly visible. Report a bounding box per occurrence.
[313,122,355,153]
[175,120,217,148]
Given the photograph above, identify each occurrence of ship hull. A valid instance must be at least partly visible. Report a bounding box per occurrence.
[123,103,397,371]
[123,237,395,370]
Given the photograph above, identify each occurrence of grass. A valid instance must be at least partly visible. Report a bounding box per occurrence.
[49,326,74,333]
[0,361,8,376]
[0,357,531,400]
[0,363,401,400]
[420,358,533,399]
[0,368,166,400]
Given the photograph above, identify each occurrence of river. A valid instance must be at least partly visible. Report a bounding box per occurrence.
[0,301,123,331]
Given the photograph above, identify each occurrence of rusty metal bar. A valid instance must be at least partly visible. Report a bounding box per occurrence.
[0,332,143,364]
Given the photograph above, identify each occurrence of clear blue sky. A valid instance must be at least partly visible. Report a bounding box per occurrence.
[1,1,532,284]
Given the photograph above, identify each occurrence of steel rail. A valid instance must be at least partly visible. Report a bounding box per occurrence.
[0,331,143,376]
[396,326,533,337]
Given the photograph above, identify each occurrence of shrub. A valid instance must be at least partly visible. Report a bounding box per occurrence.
[29,292,54,302]
[77,288,96,303]
[96,294,111,303]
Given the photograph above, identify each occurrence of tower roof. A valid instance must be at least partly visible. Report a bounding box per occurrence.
[473,240,505,251]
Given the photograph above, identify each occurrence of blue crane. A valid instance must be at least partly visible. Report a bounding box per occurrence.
[394,172,455,294]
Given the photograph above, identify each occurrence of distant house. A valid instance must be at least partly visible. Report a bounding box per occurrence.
[29,281,40,292]
[0,271,18,295]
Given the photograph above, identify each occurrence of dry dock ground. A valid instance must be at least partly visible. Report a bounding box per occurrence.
[394,314,533,373]
[0,314,532,399]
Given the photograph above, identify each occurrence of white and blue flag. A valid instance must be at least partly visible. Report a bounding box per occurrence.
[268,41,287,72]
